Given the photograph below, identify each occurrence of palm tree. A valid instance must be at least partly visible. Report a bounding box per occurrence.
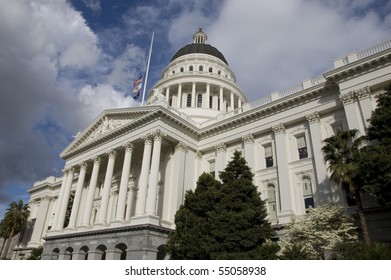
[322,129,370,244]
[0,200,30,259]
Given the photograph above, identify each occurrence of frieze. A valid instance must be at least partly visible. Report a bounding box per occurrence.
[89,116,127,140]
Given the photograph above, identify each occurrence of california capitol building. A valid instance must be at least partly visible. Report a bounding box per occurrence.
[12,29,391,260]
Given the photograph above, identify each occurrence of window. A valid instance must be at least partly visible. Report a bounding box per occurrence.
[218,70,221,75]
[169,98,173,106]
[180,67,184,72]
[267,185,277,220]
[209,67,213,73]
[209,160,215,178]
[303,177,314,210]
[197,94,202,108]
[187,94,191,107]
[264,144,273,168]
[209,96,213,109]
[332,124,343,134]
[172,70,175,74]
[297,135,308,159]
[218,98,220,110]
[199,65,203,71]
[189,66,193,71]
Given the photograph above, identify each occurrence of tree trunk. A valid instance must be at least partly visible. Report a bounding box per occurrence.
[0,238,6,258]
[2,228,14,259]
[354,190,370,244]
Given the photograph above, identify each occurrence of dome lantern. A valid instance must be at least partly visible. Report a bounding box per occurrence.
[193,28,207,44]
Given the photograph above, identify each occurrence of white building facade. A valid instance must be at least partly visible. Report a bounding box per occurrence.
[15,30,391,260]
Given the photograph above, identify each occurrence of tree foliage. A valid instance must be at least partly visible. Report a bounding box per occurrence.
[0,200,30,259]
[167,151,275,259]
[278,204,358,259]
[322,129,370,243]
[359,86,391,207]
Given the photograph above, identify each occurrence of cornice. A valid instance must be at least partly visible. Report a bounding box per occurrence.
[324,49,391,84]
[43,224,174,241]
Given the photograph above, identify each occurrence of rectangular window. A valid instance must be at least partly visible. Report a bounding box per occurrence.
[297,135,308,159]
[209,160,215,178]
[209,96,213,109]
[264,144,273,167]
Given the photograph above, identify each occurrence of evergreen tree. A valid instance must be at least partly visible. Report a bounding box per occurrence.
[359,85,391,207]
[167,151,275,259]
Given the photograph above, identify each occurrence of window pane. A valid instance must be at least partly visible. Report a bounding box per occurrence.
[264,145,273,157]
[297,135,306,148]
[266,157,273,168]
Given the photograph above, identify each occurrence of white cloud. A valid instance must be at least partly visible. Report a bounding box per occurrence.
[83,0,101,14]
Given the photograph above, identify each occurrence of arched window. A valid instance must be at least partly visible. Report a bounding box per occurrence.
[180,67,184,72]
[303,176,314,210]
[199,65,203,71]
[209,67,213,73]
[169,98,173,107]
[267,184,277,220]
[189,65,193,71]
[209,96,213,109]
[197,94,202,107]
[186,94,191,107]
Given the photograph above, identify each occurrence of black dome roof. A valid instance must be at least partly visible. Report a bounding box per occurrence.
[171,43,228,65]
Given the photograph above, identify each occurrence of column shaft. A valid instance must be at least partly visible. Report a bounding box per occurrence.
[97,150,117,224]
[176,84,182,108]
[52,171,69,229]
[191,82,196,107]
[56,168,75,230]
[115,143,133,221]
[135,136,153,215]
[81,157,101,226]
[68,162,88,229]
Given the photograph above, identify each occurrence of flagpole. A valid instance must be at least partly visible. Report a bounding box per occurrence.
[141,31,154,106]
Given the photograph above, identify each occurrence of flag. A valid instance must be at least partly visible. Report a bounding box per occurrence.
[132,75,143,100]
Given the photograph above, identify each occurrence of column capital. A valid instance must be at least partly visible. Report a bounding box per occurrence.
[272,123,285,135]
[123,141,134,152]
[153,129,167,141]
[64,166,76,174]
[354,86,370,100]
[142,133,153,145]
[175,141,188,152]
[215,143,227,153]
[196,151,203,160]
[92,156,102,165]
[242,133,255,144]
[340,91,355,105]
[107,149,117,159]
[79,161,89,171]
[306,112,320,124]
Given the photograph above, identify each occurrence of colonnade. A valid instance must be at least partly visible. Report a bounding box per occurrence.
[51,130,168,232]
[163,82,243,112]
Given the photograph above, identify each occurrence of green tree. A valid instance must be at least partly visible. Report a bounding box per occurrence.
[359,86,391,207]
[26,246,43,260]
[322,129,370,243]
[167,151,275,259]
[0,200,30,259]
[278,204,358,259]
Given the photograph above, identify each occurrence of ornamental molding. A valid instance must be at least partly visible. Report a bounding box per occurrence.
[107,149,117,159]
[89,116,128,141]
[123,142,134,152]
[195,151,203,160]
[153,129,167,141]
[242,133,255,144]
[259,135,274,143]
[306,112,320,124]
[272,123,285,135]
[215,143,227,153]
[289,124,308,135]
[175,141,188,152]
[142,133,154,145]
[340,91,355,105]
[92,156,102,165]
[354,86,371,100]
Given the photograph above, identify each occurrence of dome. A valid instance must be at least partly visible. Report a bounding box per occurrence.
[171,43,228,65]
[170,28,228,65]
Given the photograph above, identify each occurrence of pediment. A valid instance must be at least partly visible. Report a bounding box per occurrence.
[61,107,155,157]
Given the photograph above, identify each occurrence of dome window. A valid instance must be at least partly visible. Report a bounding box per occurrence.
[189,65,194,71]
[187,94,191,107]
[180,67,184,72]
[199,65,203,72]
[197,94,202,107]
[209,67,213,73]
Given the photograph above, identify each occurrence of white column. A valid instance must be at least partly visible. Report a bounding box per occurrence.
[306,112,329,205]
[242,134,255,170]
[176,83,182,108]
[272,123,294,221]
[168,142,187,223]
[125,176,136,221]
[146,130,166,215]
[56,167,75,230]
[28,196,51,246]
[97,149,117,224]
[81,156,101,227]
[340,91,365,135]
[215,143,227,180]
[67,162,88,229]
[204,83,210,108]
[191,82,196,107]
[230,91,234,111]
[51,170,69,230]
[355,86,373,129]
[212,93,218,110]
[238,98,242,108]
[166,87,170,102]
[135,135,153,216]
[219,87,224,112]
[115,142,134,222]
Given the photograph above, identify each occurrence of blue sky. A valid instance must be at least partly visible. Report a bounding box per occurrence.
[0,0,390,219]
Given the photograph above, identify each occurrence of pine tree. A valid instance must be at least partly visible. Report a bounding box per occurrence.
[167,151,275,259]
